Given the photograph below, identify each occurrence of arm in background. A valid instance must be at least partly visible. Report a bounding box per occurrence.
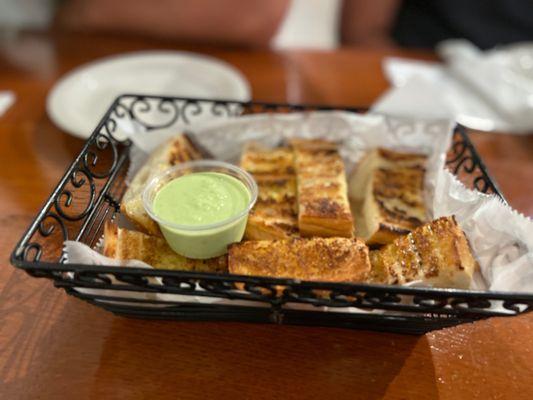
[340,0,400,48]
[56,0,289,48]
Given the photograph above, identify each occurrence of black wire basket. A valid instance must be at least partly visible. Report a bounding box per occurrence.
[10,95,533,334]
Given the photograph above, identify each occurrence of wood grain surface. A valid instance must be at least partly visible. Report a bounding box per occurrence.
[1,32,532,400]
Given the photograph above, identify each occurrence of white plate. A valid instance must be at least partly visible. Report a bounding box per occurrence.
[47,51,251,139]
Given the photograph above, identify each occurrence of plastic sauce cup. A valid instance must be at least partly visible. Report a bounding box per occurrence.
[142,160,258,259]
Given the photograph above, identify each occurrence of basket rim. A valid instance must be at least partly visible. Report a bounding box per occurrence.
[11,94,528,304]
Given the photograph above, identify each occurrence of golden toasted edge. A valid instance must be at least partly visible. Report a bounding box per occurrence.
[368,216,478,288]
[120,201,161,236]
[241,144,299,240]
[290,138,339,150]
[365,223,411,247]
[228,237,370,282]
[103,221,118,258]
[436,215,478,273]
[102,221,228,272]
[291,139,354,237]
[298,218,354,238]
[244,219,296,241]
[350,147,428,245]
[414,216,477,288]
[377,148,427,164]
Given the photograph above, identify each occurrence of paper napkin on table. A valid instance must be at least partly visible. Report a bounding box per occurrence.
[371,75,453,121]
[0,91,15,117]
[373,40,533,134]
[439,40,533,130]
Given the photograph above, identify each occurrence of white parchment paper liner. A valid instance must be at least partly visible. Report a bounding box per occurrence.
[64,112,533,314]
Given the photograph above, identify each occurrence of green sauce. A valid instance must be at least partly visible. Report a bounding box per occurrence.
[153,172,250,226]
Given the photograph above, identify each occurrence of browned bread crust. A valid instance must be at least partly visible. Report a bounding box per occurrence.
[103,221,227,272]
[349,148,427,246]
[228,237,370,282]
[369,216,477,289]
[240,143,298,240]
[291,139,354,238]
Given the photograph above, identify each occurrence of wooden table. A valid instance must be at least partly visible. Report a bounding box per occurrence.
[1,32,532,400]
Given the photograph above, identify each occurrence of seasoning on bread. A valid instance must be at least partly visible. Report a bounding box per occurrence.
[240,143,299,240]
[228,237,370,282]
[103,222,227,272]
[369,216,477,289]
[291,139,354,238]
[349,148,427,246]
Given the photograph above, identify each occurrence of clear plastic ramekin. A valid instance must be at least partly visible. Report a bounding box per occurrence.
[142,160,258,259]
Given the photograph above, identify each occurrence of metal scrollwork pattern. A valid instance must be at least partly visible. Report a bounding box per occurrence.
[54,168,96,221]
[17,226,66,264]
[20,243,43,263]
[49,270,533,318]
[502,299,533,313]
[124,97,180,130]
[473,176,490,193]
[450,297,493,311]
[197,279,236,296]
[446,127,501,197]
[38,212,67,240]
[112,96,243,131]
[446,136,468,166]
[211,101,233,118]
[72,270,113,286]
[82,123,122,179]
[180,100,202,124]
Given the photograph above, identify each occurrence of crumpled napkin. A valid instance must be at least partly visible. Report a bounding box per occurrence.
[374,40,533,134]
[439,40,533,130]
[433,170,533,293]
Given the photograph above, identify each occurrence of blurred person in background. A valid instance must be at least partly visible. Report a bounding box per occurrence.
[341,0,533,49]
[54,0,342,49]
[55,0,290,48]
[2,0,533,50]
